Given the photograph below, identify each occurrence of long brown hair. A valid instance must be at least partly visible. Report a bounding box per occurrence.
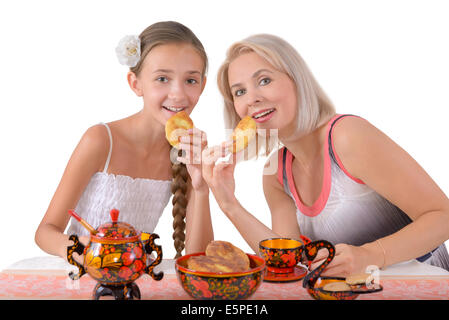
[131,21,208,258]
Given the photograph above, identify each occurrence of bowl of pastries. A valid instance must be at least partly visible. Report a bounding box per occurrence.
[175,240,265,300]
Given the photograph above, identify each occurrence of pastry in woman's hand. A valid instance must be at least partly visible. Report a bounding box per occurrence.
[229,116,256,153]
[165,111,194,148]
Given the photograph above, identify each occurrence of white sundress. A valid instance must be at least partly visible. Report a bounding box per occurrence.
[66,123,172,237]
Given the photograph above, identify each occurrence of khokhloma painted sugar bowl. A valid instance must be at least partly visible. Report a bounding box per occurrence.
[66,208,163,300]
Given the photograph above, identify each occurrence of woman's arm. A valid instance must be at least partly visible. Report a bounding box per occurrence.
[318,116,449,275]
[34,125,108,260]
[202,145,300,253]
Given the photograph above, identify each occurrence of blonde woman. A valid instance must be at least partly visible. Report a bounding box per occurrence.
[202,34,449,276]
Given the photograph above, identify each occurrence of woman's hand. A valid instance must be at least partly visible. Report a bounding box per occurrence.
[309,243,376,277]
[177,128,208,191]
[202,142,239,213]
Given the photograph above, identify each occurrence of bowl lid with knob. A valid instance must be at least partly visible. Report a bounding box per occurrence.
[92,209,140,242]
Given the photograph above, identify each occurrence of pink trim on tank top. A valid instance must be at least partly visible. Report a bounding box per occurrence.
[330,115,365,185]
[284,115,340,217]
[277,148,284,185]
[278,114,366,216]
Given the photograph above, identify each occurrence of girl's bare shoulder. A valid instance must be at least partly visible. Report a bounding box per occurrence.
[74,124,111,170]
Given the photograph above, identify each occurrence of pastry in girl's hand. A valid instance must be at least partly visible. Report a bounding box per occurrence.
[229,116,256,153]
[165,111,194,148]
[205,240,250,271]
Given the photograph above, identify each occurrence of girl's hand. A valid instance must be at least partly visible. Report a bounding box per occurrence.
[66,235,90,264]
[201,142,238,213]
[177,128,208,191]
[309,243,374,277]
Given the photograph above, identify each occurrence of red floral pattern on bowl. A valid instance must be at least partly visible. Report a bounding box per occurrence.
[175,252,265,300]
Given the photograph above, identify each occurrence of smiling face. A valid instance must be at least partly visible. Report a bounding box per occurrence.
[227,51,297,135]
[130,42,206,125]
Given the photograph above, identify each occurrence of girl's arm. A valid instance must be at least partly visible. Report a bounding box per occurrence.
[202,145,300,253]
[34,125,108,260]
[315,116,449,275]
[178,128,214,253]
[184,181,214,253]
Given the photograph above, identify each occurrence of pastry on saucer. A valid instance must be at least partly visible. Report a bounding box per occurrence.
[322,281,352,292]
[345,273,374,285]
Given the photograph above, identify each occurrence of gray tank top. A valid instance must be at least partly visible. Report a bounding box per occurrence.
[278,114,449,271]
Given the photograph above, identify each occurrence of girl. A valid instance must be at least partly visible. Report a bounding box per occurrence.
[35,21,213,260]
[202,33,449,276]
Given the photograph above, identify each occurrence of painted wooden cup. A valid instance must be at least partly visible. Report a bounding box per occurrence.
[259,238,306,273]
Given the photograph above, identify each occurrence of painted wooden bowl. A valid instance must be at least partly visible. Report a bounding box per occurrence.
[175,252,265,300]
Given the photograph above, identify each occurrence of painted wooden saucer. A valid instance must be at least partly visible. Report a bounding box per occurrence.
[263,265,308,283]
[306,276,383,300]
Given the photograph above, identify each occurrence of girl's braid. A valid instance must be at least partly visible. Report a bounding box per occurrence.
[171,149,189,258]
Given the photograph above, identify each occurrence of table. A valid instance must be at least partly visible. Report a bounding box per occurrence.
[1,256,449,300]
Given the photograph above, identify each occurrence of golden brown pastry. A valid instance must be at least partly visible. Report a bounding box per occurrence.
[345,273,374,285]
[187,255,244,273]
[322,281,352,292]
[229,116,256,153]
[186,240,250,273]
[165,111,194,148]
[205,240,250,271]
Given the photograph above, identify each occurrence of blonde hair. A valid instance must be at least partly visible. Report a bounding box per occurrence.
[217,34,335,154]
[131,21,208,258]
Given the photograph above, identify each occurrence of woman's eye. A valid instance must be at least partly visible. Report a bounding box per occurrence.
[234,89,245,97]
[259,78,271,86]
[186,78,198,84]
[156,76,168,82]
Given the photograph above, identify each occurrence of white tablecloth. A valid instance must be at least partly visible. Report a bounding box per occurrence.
[3,256,176,275]
[3,255,449,277]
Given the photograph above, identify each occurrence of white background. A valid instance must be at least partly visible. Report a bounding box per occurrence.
[0,0,448,270]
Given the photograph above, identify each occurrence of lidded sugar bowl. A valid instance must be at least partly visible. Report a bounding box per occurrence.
[67,208,163,300]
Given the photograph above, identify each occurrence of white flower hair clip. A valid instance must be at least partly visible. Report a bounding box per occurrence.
[115,35,141,67]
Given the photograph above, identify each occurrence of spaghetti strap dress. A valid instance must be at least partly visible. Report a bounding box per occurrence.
[66,123,172,236]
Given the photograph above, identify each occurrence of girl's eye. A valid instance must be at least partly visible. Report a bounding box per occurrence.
[186,78,198,85]
[259,78,271,86]
[234,89,246,97]
[156,76,168,82]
